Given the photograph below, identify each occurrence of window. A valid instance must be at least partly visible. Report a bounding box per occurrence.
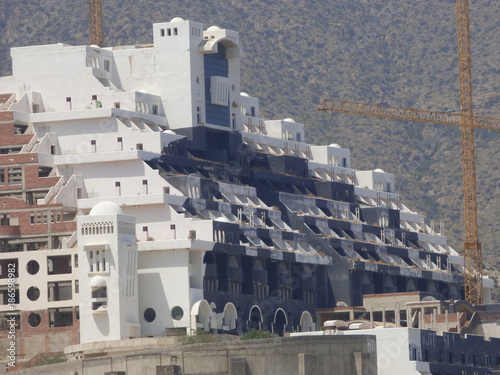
[27,286,40,301]
[173,28,178,35]
[152,104,158,115]
[423,348,430,362]
[167,28,171,36]
[160,29,165,37]
[144,308,156,322]
[204,44,230,127]
[103,60,110,72]
[171,306,183,320]
[28,312,41,327]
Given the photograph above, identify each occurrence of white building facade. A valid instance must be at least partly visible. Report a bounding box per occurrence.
[0,17,493,361]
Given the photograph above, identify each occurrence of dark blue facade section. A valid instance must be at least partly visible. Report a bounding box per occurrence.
[420,329,500,374]
[204,43,230,127]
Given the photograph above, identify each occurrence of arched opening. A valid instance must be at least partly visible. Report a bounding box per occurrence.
[360,272,374,295]
[274,308,288,336]
[428,281,438,294]
[277,262,291,301]
[253,258,268,299]
[191,299,211,332]
[384,275,396,293]
[407,278,417,292]
[299,311,315,332]
[248,305,262,331]
[222,302,237,331]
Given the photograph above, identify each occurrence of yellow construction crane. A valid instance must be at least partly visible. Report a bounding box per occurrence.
[319,0,499,304]
[89,0,104,47]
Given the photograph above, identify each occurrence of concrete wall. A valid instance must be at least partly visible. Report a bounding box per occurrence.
[9,336,377,375]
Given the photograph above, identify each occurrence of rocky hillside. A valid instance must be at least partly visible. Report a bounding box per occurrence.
[0,0,498,298]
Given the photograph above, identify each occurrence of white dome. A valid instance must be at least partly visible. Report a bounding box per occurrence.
[284,118,296,123]
[374,168,385,173]
[170,17,185,22]
[89,201,123,216]
[90,276,107,289]
[329,143,341,148]
[164,130,176,134]
[240,92,249,97]
[207,25,221,31]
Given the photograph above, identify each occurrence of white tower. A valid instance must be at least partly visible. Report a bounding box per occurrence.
[78,201,140,344]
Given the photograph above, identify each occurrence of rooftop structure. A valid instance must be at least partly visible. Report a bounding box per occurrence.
[294,293,500,374]
[0,17,494,367]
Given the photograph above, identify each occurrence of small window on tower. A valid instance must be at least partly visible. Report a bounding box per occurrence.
[160,29,165,37]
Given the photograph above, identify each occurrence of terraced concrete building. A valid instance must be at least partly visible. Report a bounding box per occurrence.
[0,17,493,363]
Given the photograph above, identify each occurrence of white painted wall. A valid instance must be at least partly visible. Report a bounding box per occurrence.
[77,206,139,344]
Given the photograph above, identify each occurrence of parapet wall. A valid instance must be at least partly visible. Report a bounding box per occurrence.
[9,335,377,375]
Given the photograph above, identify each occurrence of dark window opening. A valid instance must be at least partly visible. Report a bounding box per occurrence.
[144,308,156,322]
[241,256,253,295]
[0,287,19,305]
[47,281,72,301]
[38,166,52,178]
[49,308,73,327]
[27,312,41,327]
[91,286,107,299]
[47,255,71,275]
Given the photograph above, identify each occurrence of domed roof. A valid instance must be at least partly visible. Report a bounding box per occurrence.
[329,143,341,148]
[207,25,221,31]
[89,201,123,216]
[170,17,185,22]
[284,118,296,123]
[374,168,385,173]
[240,92,249,97]
[90,276,107,289]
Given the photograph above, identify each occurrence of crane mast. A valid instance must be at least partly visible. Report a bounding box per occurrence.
[456,0,481,305]
[89,0,104,47]
[319,0,497,305]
